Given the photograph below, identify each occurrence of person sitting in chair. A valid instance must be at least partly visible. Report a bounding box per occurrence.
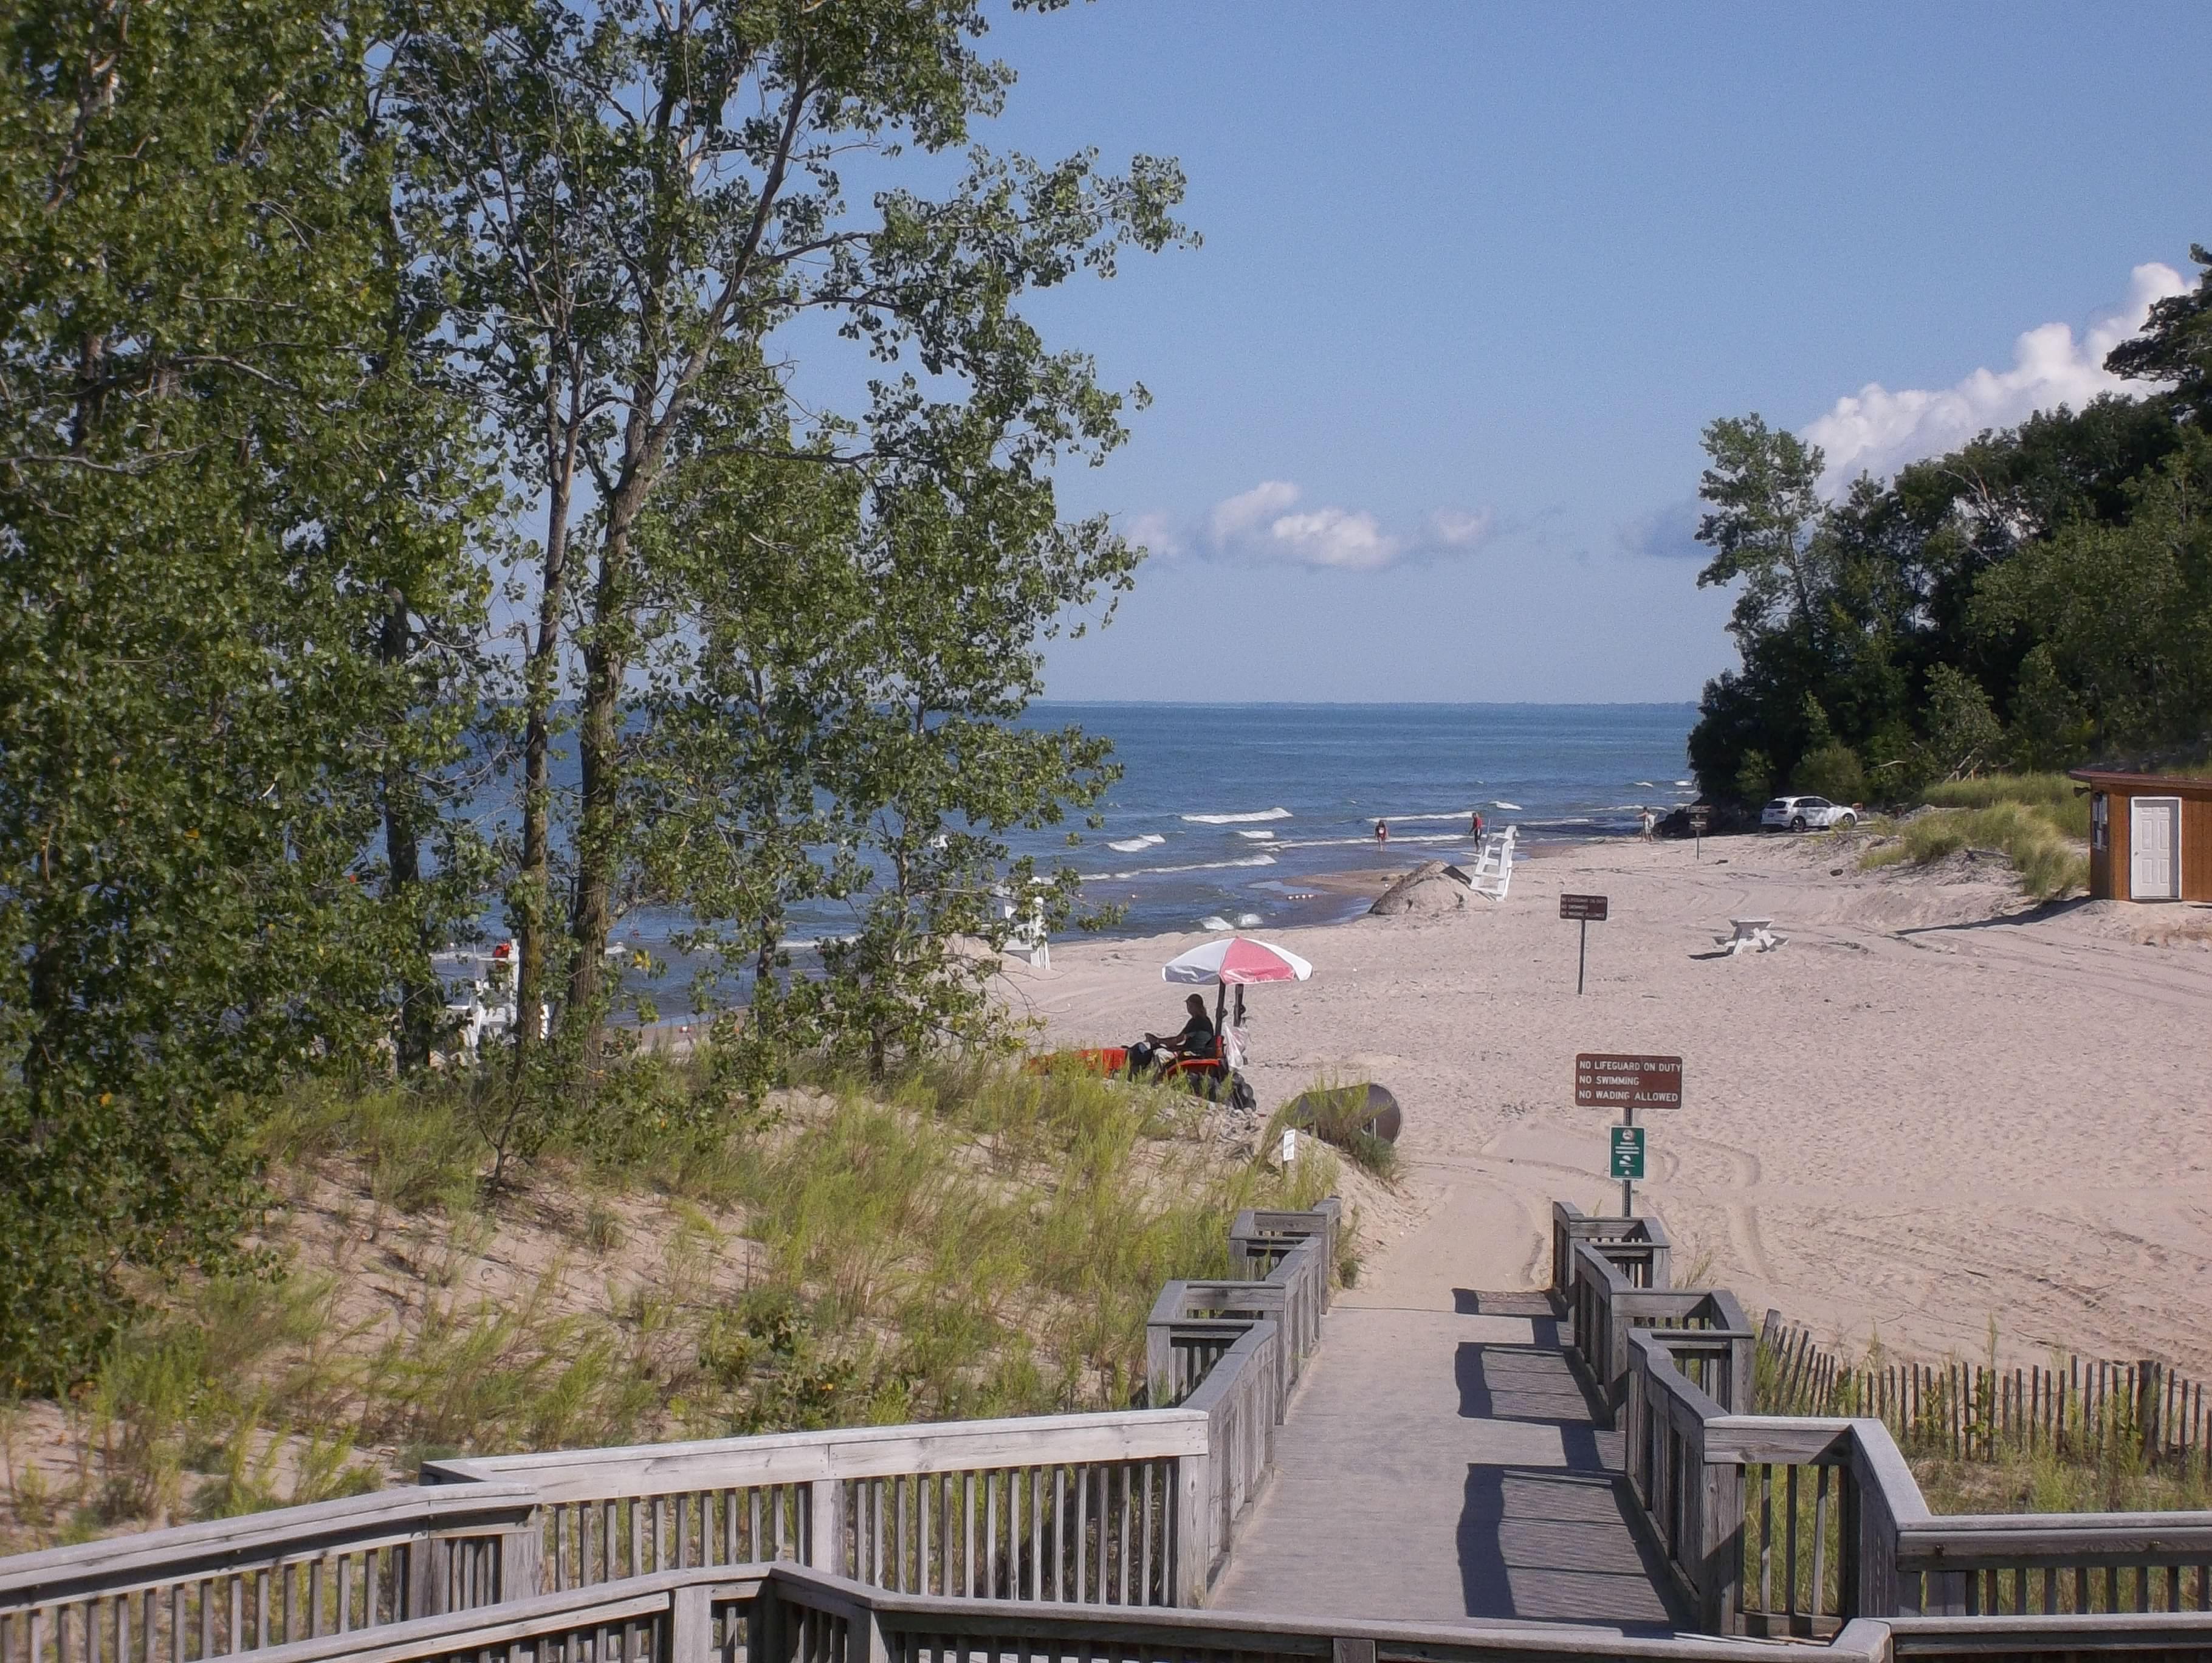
[1127,993,1215,1080]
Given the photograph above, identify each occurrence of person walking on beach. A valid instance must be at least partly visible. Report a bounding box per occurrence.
[1374,818,1389,849]
[1640,807,1655,841]
[1470,810,1485,841]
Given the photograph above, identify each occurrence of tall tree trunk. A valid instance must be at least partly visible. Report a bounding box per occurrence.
[565,427,661,1044]
[379,587,436,1072]
[564,554,622,1037]
[512,388,576,1075]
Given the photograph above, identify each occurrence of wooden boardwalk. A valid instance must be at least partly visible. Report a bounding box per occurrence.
[1210,1288,1686,1633]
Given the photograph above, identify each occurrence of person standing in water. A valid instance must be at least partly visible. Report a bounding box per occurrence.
[1374,818,1390,848]
[1470,809,1485,841]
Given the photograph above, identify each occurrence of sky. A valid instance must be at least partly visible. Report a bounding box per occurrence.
[947,3,2212,703]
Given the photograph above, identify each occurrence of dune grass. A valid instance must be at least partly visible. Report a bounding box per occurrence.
[1920,771,2092,838]
[1860,774,2090,901]
[2,1055,1336,1549]
[1266,1076,1400,1184]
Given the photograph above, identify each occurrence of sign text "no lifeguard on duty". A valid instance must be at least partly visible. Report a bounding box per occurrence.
[1573,1053,1683,1110]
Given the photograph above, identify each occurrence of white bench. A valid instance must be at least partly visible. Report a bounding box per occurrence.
[1714,915,1787,955]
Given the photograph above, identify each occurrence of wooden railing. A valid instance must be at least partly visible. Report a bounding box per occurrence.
[421,1408,1207,1607]
[90,1553,2212,1663]
[1555,1199,2212,1653]
[19,1188,2212,1662]
[0,1485,540,1663]
[0,1198,1338,1659]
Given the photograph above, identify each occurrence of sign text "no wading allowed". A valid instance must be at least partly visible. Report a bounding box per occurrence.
[1574,1053,1683,1110]
[1559,893,1608,922]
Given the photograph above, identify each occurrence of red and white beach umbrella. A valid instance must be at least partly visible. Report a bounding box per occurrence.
[1160,936,1314,986]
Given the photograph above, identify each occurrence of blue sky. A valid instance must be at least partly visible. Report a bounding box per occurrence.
[961,3,2212,702]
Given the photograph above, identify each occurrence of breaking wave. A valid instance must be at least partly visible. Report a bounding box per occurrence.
[1080,854,1279,881]
[1181,807,1292,824]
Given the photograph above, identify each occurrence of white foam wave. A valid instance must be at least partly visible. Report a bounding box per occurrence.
[1490,801,1523,810]
[1277,833,1466,850]
[1379,811,1479,824]
[1106,834,1165,853]
[1080,854,1279,881]
[1199,915,1233,931]
[1235,828,1277,841]
[1181,807,1291,824]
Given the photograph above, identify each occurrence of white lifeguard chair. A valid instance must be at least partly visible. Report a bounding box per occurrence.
[1453,826,1519,901]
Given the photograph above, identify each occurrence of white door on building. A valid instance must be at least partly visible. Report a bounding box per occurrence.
[2129,796,2182,900]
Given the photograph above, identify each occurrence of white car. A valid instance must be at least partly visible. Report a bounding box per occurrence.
[1761,795,1857,831]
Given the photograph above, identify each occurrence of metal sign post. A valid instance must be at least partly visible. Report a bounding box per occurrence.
[1559,893,1607,994]
[1575,1052,1681,1219]
[1689,805,1711,861]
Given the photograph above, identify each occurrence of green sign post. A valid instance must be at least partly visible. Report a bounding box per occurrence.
[1609,1125,1646,1182]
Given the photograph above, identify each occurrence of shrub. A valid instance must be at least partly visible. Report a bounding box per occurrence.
[1792,742,1868,805]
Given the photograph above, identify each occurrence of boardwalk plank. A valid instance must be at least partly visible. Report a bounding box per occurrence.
[1210,1299,1685,1634]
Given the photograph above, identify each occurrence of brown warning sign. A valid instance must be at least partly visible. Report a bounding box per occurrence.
[1574,1053,1683,1110]
[1559,893,1608,921]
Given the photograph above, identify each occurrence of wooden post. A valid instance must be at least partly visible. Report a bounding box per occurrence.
[499,1522,543,1602]
[1697,1448,1745,1633]
[404,1538,440,1621]
[2140,1360,2163,1463]
[1172,1452,1208,1606]
[808,1479,845,1579]
[670,1584,714,1663]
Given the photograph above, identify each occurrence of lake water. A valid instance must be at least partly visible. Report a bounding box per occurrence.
[1024,701,1698,939]
[589,703,1697,1013]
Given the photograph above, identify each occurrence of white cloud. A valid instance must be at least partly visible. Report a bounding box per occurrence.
[1426,507,1496,548]
[1207,480,1300,545]
[1804,262,2186,494]
[1183,482,1494,571]
[1121,511,1184,559]
[1266,506,1403,570]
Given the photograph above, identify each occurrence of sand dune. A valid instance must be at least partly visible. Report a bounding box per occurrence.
[1023,833,2212,1371]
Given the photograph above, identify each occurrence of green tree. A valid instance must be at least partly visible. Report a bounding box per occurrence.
[2106,244,2212,415]
[393,0,1187,1070]
[1920,664,2006,780]
[1974,430,2212,759]
[631,402,1136,1090]
[0,0,491,1387]
[1695,413,1832,650]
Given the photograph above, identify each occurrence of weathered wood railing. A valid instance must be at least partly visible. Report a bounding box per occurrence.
[70,1552,2212,1663]
[1,1199,1337,1659]
[0,1485,540,1663]
[421,1410,1204,1607]
[1555,1199,2212,1652]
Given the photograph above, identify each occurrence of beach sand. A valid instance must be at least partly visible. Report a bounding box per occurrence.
[1012,833,2212,1371]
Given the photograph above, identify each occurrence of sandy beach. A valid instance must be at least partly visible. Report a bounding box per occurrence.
[1015,833,2212,1372]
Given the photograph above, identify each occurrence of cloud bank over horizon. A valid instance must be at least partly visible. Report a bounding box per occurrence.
[1803,261,2185,493]
[1128,481,1495,573]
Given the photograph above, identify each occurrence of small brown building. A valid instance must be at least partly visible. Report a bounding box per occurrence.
[2068,768,2212,902]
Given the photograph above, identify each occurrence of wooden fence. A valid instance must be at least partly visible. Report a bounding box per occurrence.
[0,1486,541,1663]
[1553,1199,2212,1647]
[63,1552,2212,1663]
[1763,1317,2211,1468]
[16,1192,2212,1662]
[0,1202,1339,1663]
